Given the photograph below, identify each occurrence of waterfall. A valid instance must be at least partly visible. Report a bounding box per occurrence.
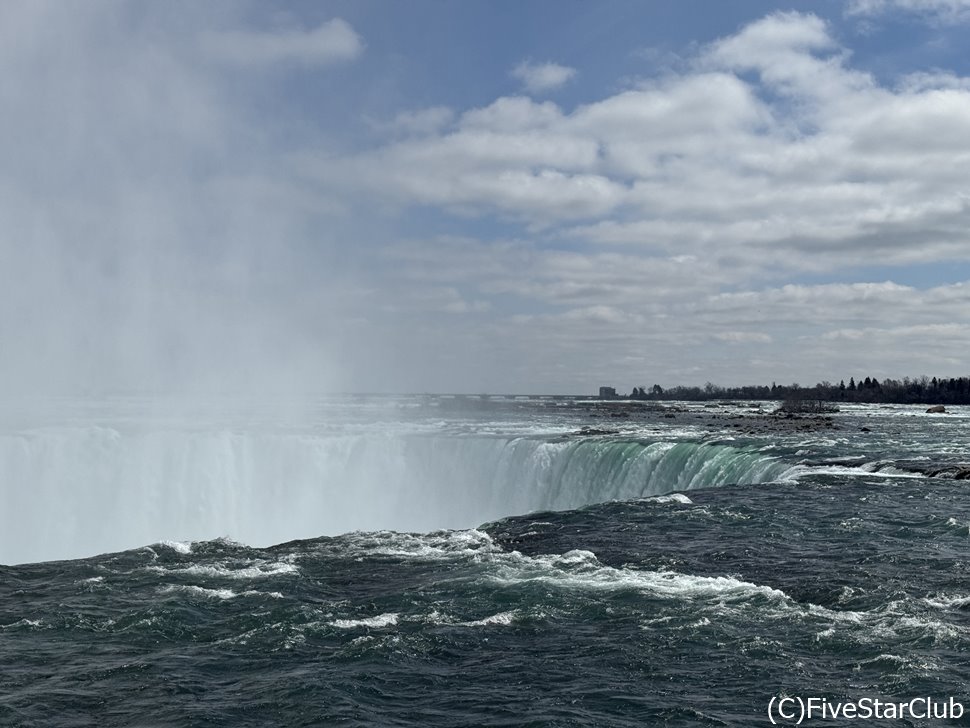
[0,426,788,564]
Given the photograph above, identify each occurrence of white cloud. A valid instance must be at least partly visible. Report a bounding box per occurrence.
[244,11,970,389]
[821,322,970,340]
[898,71,970,92]
[203,18,363,67]
[284,11,970,389]
[320,11,970,279]
[315,107,620,222]
[846,0,970,23]
[708,11,835,61]
[379,107,454,136]
[364,224,970,389]
[5,5,970,395]
[560,305,645,325]
[511,60,577,93]
[461,96,565,131]
[714,332,773,344]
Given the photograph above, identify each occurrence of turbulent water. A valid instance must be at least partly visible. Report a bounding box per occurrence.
[3,398,970,726]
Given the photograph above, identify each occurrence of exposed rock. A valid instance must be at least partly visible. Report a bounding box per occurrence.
[577,426,619,436]
[926,405,946,413]
[894,461,970,479]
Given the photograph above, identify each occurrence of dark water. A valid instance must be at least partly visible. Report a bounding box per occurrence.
[5,478,970,725]
[3,403,970,726]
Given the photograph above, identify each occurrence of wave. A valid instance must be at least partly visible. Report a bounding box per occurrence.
[0,427,790,564]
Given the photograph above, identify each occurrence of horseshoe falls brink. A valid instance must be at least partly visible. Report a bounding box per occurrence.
[0,397,790,565]
[5,396,970,727]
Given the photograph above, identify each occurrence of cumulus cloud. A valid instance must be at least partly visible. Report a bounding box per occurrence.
[511,60,577,93]
[203,18,363,67]
[324,11,970,279]
[294,8,970,388]
[348,12,970,389]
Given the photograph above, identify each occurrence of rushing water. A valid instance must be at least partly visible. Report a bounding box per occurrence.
[2,398,970,726]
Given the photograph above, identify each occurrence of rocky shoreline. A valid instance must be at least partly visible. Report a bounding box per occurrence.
[578,401,840,435]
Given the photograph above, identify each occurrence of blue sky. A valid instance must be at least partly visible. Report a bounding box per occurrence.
[3,0,970,394]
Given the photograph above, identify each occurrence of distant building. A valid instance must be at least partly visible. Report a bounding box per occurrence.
[599,386,617,399]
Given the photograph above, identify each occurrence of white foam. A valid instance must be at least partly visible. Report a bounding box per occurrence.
[459,611,517,627]
[156,540,193,555]
[1,618,44,630]
[924,593,970,610]
[331,613,399,629]
[341,529,500,561]
[150,560,299,580]
[158,584,282,600]
[422,610,456,625]
[856,653,941,674]
[945,518,969,535]
[785,463,923,480]
[884,615,963,644]
[816,597,970,647]
[644,493,693,505]
[486,548,789,603]
[160,584,238,600]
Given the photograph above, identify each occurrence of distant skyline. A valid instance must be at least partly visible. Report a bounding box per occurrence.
[3,1,970,395]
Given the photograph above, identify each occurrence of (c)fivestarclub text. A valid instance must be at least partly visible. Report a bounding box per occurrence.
[768,696,964,723]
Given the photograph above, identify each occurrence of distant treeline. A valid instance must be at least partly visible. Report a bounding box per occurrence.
[624,376,970,405]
